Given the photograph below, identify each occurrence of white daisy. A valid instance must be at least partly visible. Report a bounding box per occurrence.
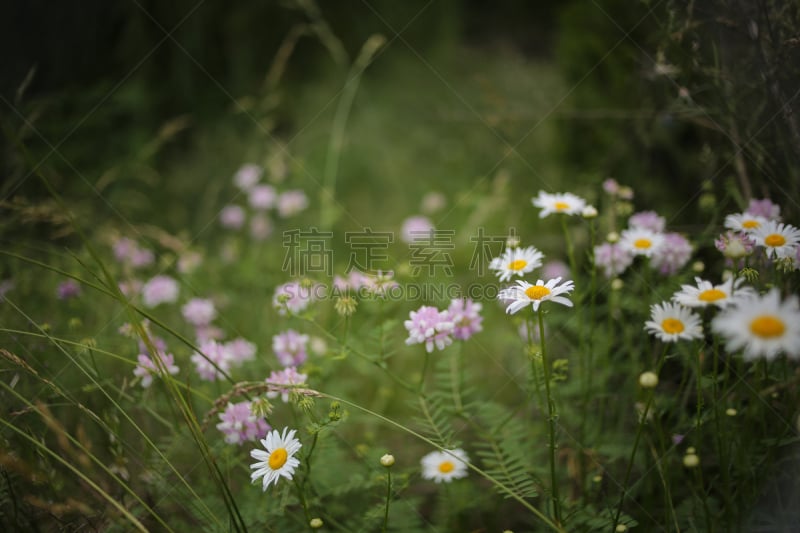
[671,277,755,309]
[619,227,665,258]
[250,427,302,490]
[498,277,575,314]
[750,220,800,259]
[711,289,800,360]
[420,448,469,483]
[488,245,544,282]
[644,302,703,342]
[724,212,768,233]
[531,191,587,218]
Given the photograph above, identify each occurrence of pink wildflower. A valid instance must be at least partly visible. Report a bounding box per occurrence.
[277,190,309,218]
[220,205,246,229]
[446,299,483,341]
[234,164,263,191]
[266,367,309,402]
[133,352,179,388]
[182,298,217,326]
[190,340,232,381]
[216,401,271,445]
[272,329,309,367]
[651,233,693,275]
[404,305,454,352]
[141,275,179,308]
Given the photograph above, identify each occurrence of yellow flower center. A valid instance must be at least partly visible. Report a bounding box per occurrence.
[508,259,528,271]
[525,285,551,300]
[661,318,685,334]
[749,315,785,338]
[698,289,726,302]
[764,233,786,247]
[742,219,760,229]
[268,448,288,470]
[554,201,570,211]
[634,238,652,249]
[438,461,455,473]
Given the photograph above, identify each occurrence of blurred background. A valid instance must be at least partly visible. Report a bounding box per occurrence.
[2,0,799,250]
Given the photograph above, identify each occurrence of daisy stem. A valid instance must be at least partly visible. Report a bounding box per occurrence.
[294,478,312,522]
[694,347,704,429]
[382,468,392,533]
[710,338,733,531]
[692,461,714,533]
[537,308,562,526]
[613,344,668,530]
[560,216,578,283]
[526,315,546,410]
[579,217,598,499]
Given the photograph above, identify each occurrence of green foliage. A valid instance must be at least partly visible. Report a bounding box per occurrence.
[3,2,800,532]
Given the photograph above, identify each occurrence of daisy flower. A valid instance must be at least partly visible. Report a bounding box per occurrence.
[498,277,575,314]
[531,191,587,218]
[404,305,455,352]
[489,246,544,282]
[250,427,302,490]
[672,277,755,309]
[711,289,800,360]
[750,220,800,259]
[644,302,703,342]
[619,228,665,258]
[420,448,469,483]
[724,212,767,233]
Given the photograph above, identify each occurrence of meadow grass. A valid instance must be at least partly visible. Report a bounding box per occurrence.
[2,24,800,533]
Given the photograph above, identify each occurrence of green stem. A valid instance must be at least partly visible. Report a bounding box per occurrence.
[294,478,312,522]
[695,348,704,429]
[537,308,562,526]
[451,345,463,413]
[560,216,577,282]
[382,469,392,533]
[580,218,598,500]
[320,35,385,228]
[419,350,431,394]
[526,315,546,410]
[612,345,669,531]
[320,393,566,533]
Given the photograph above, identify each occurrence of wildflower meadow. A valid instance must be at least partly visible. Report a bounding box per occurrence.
[2,2,799,532]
